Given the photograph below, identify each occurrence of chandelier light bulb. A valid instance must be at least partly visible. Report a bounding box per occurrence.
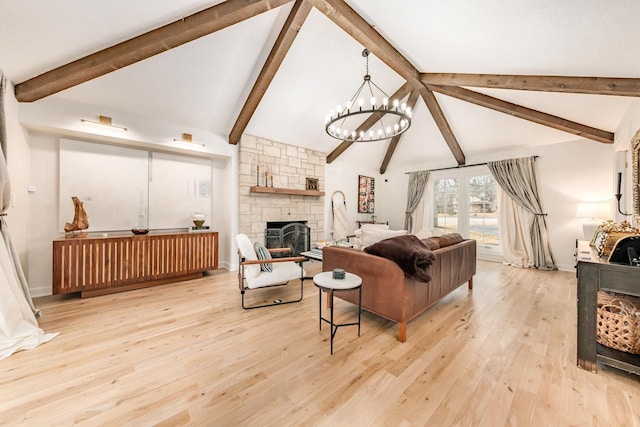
[330,109,335,118]
[383,97,389,107]
[406,106,412,115]
[378,129,383,137]
[351,131,356,138]
[401,102,407,111]
[359,131,365,139]
[393,99,399,108]
[346,101,353,110]
[386,127,391,135]
[358,98,364,108]
[394,123,399,132]
[370,97,376,107]
[369,130,374,139]
[336,105,342,115]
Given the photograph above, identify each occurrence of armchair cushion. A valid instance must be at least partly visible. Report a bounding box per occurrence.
[254,242,273,272]
[245,261,305,289]
[236,234,260,279]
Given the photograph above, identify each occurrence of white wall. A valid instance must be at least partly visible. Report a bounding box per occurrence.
[19,97,239,296]
[3,80,30,272]
[332,138,617,272]
[614,98,640,220]
[324,151,398,241]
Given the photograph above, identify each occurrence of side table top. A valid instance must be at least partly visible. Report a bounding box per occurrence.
[313,271,362,290]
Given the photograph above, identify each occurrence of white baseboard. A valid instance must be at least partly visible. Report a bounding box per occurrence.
[30,286,52,298]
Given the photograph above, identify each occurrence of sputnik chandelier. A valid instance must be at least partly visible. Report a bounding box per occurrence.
[325,49,412,142]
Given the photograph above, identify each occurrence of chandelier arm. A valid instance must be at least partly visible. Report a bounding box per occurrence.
[368,79,392,100]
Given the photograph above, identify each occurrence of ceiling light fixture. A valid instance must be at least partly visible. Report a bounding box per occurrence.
[325,49,411,142]
[80,115,127,131]
[173,133,205,147]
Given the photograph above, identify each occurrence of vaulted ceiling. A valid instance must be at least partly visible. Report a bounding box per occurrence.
[1,0,639,172]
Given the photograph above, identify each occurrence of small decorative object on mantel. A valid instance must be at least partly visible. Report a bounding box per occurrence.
[64,196,89,237]
[594,220,640,257]
[306,177,319,191]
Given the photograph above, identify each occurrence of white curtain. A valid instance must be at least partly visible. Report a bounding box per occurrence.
[405,171,430,233]
[498,187,535,268]
[0,70,57,360]
[488,156,556,270]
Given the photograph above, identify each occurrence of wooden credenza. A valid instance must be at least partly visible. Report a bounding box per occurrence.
[576,240,640,375]
[53,231,218,297]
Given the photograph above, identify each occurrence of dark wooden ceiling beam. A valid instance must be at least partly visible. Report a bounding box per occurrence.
[15,0,294,102]
[380,89,420,174]
[229,0,312,145]
[421,73,640,97]
[429,85,614,144]
[418,86,466,164]
[308,0,465,164]
[326,82,412,163]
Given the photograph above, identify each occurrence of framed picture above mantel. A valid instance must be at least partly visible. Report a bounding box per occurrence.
[358,175,375,214]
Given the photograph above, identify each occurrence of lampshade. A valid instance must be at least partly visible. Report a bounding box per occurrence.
[575,202,611,219]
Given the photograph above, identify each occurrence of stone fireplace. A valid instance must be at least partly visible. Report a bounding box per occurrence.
[238,135,325,245]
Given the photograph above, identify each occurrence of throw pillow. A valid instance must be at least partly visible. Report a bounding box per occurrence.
[421,238,440,250]
[430,233,464,248]
[254,242,273,272]
[360,223,390,231]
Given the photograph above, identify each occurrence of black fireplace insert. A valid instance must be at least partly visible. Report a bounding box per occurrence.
[265,221,310,257]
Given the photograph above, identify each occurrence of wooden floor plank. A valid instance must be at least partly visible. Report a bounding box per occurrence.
[1,261,638,426]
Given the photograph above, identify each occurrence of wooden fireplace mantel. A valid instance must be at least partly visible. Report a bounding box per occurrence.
[250,186,324,197]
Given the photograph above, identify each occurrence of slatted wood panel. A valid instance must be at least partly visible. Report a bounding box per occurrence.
[52,232,218,296]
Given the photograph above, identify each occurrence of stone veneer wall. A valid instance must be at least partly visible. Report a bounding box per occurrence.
[238,134,325,244]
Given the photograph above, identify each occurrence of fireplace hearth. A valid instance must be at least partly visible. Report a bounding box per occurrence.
[265,221,310,257]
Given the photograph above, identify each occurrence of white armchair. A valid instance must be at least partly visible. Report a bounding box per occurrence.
[236,234,306,309]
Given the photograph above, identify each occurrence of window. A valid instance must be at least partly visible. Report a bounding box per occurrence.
[427,166,501,260]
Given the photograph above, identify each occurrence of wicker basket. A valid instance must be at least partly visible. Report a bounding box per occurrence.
[596,291,640,355]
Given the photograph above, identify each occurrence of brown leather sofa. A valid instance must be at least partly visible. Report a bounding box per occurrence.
[322,238,476,342]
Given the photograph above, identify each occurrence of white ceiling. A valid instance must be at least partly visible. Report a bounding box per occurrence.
[1,0,639,170]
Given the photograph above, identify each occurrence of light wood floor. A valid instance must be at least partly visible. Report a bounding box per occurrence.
[1,260,639,426]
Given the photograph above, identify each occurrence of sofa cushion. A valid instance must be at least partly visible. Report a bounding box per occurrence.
[421,238,440,251]
[364,234,436,282]
[430,233,464,248]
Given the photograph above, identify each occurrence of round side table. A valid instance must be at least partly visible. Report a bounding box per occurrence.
[313,271,362,354]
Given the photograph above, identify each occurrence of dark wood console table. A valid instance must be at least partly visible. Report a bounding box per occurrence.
[53,231,218,297]
[576,240,640,374]
[356,220,388,228]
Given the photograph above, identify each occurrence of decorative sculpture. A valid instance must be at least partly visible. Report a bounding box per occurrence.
[64,196,89,234]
